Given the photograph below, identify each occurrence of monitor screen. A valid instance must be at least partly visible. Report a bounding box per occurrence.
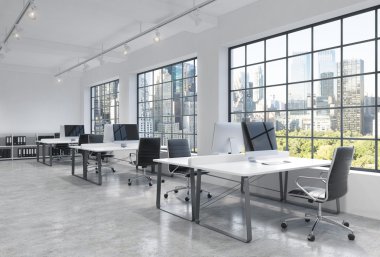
[242,122,277,151]
[211,122,245,154]
[113,124,139,141]
[64,125,85,137]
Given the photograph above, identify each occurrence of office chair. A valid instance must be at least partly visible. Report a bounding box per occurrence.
[163,139,212,202]
[128,138,163,186]
[280,146,355,242]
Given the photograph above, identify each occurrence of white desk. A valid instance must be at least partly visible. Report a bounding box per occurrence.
[154,153,330,243]
[36,138,78,166]
[70,142,138,185]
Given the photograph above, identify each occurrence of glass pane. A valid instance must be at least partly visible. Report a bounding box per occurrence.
[314,78,340,108]
[313,109,341,137]
[173,80,182,98]
[146,86,154,101]
[247,41,264,64]
[153,69,162,84]
[231,68,245,90]
[163,66,172,82]
[313,139,341,159]
[266,85,286,111]
[138,87,145,102]
[288,110,312,137]
[145,71,153,85]
[314,20,341,50]
[342,41,375,75]
[172,63,182,80]
[183,116,195,134]
[288,138,311,158]
[314,48,340,79]
[288,54,311,83]
[231,113,245,122]
[288,28,311,55]
[341,75,375,106]
[183,97,194,115]
[266,35,286,60]
[145,102,153,117]
[231,46,245,68]
[162,100,172,116]
[246,64,264,88]
[163,82,172,99]
[246,88,264,112]
[246,112,264,122]
[184,78,196,96]
[154,84,162,101]
[230,90,245,113]
[343,11,375,44]
[266,111,286,134]
[266,59,286,85]
[183,60,195,78]
[138,103,145,117]
[288,82,312,110]
[342,107,375,138]
[344,140,375,169]
[173,98,182,116]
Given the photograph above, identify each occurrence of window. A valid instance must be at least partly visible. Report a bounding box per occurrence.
[229,8,380,171]
[91,80,119,134]
[138,58,197,152]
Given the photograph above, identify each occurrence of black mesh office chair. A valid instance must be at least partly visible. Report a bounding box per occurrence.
[281,146,355,241]
[163,139,212,202]
[128,138,163,186]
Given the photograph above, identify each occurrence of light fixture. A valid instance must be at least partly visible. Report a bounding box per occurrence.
[28,1,37,20]
[0,52,5,60]
[13,31,21,40]
[54,0,216,78]
[56,77,62,83]
[153,29,160,43]
[123,44,130,55]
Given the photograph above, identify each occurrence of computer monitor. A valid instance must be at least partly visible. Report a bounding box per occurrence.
[113,124,139,141]
[211,122,245,154]
[64,125,85,137]
[242,121,277,151]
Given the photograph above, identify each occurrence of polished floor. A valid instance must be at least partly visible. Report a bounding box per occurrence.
[0,159,379,257]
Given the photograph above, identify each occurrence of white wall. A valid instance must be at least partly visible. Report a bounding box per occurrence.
[0,69,82,134]
[80,0,380,219]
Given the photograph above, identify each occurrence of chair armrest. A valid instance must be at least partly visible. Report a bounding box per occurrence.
[295,176,327,201]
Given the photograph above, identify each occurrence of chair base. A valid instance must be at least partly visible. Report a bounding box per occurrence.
[164,185,212,202]
[281,203,355,241]
[128,166,164,187]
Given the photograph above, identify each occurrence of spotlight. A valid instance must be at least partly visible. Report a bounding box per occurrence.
[153,29,160,43]
[13,32,21,40]
[56,77,62,83]
[123,44,130,55]
[28,2,37,20]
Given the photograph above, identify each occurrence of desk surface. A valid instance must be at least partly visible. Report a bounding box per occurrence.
[154,155,330,177]
[38,138,78,144]
[70,142,138,152]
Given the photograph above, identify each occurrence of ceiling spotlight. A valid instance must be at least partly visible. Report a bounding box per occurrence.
[28,1,37,20]
[13,31,21,40]
[56,77,62,83]
[153,29,160,43]
[123,44,130,55]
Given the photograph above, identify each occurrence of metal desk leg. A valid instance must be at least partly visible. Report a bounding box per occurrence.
[283,171,289,202]
[36,142,40,162]
[49,144,53,166]
[190,168,196,221]
[71,148,75,175]
[97,153,102,185]
[240,177,244,193]
[279,172,284,201]
[156,163,162,209]
[336,198,340,214]
[195,169,202,223]
[83,151,88,180]
[42,144,46,164]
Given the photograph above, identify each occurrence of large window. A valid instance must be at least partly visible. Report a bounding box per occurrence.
[138,58,197,151]
[229,7,380,171]
[91,80,119,134]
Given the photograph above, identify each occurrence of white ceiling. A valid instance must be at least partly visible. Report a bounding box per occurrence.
[0,0,258,74]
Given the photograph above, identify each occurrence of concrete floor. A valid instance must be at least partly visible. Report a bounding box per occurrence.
[0,159,379,257]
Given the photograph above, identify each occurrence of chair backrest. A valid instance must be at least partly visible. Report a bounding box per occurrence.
[241,121,277,151]
[167,139,191,172]
[327,146,354,201]
[89,134,103,144]
[137,138,161,167]
[78,134,90,146]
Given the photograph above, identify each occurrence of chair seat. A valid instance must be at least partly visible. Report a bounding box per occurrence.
[288,186,326,201]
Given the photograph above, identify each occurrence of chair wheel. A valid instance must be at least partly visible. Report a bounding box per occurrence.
[200,189,203,193]
[343,221,349,227]
[207,193,212,198]
[112,168,115,173]
[149,182,153,186]
[281,222,287,229]
[305,218,310,222]
[164,193,168,198]
[185,197,190,202]
[174,190,178,193]
[161,179,165,183]
[128,178,131,182]
[348,233,355,240]
[128,182,132,186]
[307,234,315,241]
